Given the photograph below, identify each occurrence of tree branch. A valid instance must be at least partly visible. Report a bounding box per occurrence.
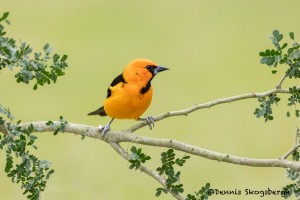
[127,86,300,132]
[17,121,300,171]
[276,74,288,89]
[280,144,300,160]
[110,142,184,200]
[280,127,300,160]
[3,85,299,199]
[0,124,8,134]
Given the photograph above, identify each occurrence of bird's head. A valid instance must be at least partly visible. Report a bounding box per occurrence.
[123,59,169,84]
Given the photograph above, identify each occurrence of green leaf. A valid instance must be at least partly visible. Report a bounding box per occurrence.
[0,12,9,22]
[289,32,295,40]
[282,43,288,49]
[259,52,265,57]
[205,183,210,189]
[296,110,300,118]
[61,55,68,62]
[273,30,283,42]
[260,57,267,64]
[130,146,137,154]
[266,57,275,66]
[288,47,295,55]
[155,189,162,197]
[273,30,279,38]
[46,121,53,126]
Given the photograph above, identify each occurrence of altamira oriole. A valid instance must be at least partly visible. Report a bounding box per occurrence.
[88,58,169,136]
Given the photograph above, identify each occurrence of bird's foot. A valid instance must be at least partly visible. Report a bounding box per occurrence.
[143,116,155,130]
[99,118,114,139]
[99,124,110,139]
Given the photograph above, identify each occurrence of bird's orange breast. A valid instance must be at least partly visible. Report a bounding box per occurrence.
[103,82,153,120]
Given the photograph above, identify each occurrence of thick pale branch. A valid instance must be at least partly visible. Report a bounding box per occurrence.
[127,87,300,132]
[18,122,300,171]
[7,85,300,199]
[115,132,300,171]
[18,121,101,139]
[18,122,184,198]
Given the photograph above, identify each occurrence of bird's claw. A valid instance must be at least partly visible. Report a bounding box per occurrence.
[99,124,110,139]
[144,116,155,130]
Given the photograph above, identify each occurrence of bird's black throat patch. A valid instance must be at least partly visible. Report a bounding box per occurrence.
[106,73,126,98]
[140,80,152,94]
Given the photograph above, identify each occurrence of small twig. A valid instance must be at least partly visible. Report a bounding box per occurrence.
[295,127,299,146]
[280,144,300,160]
[280,127,300,160]
[276,74,287,89]
[0,124,8,134]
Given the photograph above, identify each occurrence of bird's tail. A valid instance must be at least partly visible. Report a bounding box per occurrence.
[88,106,107,116]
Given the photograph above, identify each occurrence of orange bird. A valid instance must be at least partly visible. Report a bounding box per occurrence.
[88,58,169,136]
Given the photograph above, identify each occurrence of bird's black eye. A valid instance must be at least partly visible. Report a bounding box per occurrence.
[146,65,156,74]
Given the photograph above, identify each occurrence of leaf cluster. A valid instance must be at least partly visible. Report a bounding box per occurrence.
[0,12,66,199]
[286,86,300,117]
[259,30,299,73]
[282,130,300,199]
[186,183,211,200]
[254,94,280,122]
[256,30,300,121]
[46,116,68,135]
[0,122,54,200]
[0,12,68,90]
[156,149,190,197]
[128,146,151,170]
[283,168,300,199]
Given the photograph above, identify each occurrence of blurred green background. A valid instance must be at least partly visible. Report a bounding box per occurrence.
[1,0,300,199]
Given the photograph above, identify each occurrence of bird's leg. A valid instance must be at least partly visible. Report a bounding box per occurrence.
[99,118,115,138]
[138,116,155,130]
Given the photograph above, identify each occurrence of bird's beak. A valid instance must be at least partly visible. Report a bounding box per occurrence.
[154,66,170,75]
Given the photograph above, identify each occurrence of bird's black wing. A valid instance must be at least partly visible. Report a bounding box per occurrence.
[106,73,126,98]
